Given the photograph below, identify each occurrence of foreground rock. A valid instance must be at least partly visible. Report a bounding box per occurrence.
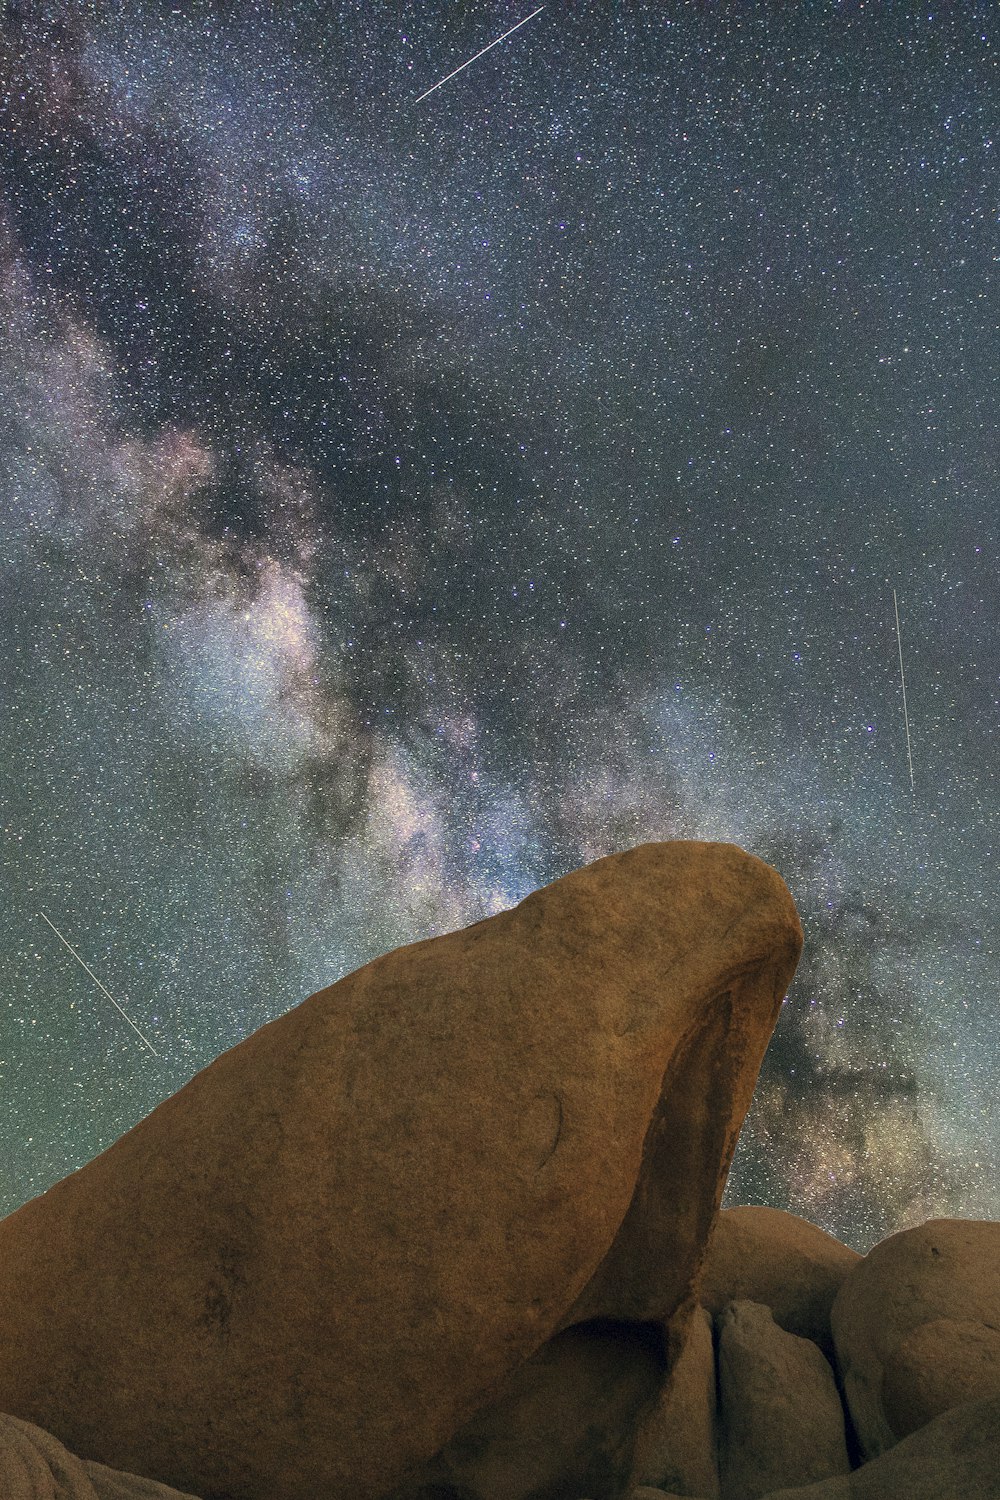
[0,1413,200,1499]
[717,1301,850,1500]
[831,1218,1000,1458]
[700,1207,860,1357]
[629,1305,719,1498]
[758,1392,1000,1499]
[391,1318,667,1500]
[0,843,802,1500]
[881,1315,1000,1441]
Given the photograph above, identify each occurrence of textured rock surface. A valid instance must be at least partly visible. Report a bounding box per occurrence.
[85,1462,203,1500]
[0,1412,200,1499]
[881,1315,1000,1440]
[0,842,802,1500]
[717,1300,850,1500]
[700,1207,860,1357]
[630,1305,719,1498]
[757,1392,1000,1499]
[831,1217,1000,1458]
[387,1317,667,1500]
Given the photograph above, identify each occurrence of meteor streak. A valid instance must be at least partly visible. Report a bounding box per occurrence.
[415,7,545,103]
[892,588,915,795]
[39,910,160,1057]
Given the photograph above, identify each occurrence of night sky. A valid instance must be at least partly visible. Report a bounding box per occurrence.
[1,1,996,1253]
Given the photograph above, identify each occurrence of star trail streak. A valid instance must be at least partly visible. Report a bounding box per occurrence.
[415,7,545,102]
[893,589,916,797]
[39,913,160,1059]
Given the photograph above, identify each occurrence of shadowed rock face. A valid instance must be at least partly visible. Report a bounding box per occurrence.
[629,1304,719,1499]
[0,842,802,1500]
[387,1318,670,1500]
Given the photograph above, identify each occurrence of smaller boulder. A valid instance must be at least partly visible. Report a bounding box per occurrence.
[717,1300,850,1500]
[755,1392,1000,1499]
[630,1305,719,1497]
[700,1208,860,1357]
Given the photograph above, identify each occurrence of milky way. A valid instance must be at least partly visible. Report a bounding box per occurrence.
[1,2,996,1251]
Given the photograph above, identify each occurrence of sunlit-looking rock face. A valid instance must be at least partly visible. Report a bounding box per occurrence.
[0,842,802,1500]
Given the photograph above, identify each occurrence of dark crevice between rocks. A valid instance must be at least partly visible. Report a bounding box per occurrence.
[710,1287,864,1476]
[832,1360,865,1470]
[389,1318,667,1500]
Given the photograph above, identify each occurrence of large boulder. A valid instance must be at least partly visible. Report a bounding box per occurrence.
[830,1218,1000,1458]
[716,1300,850,1500]
[0,1412,200,1499]
[0,842,802,1500]
[700,1207,860,1357]
[629,1305,720,1498]
[757,1392,1000,1499]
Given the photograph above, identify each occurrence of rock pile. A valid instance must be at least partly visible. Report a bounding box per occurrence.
[0,841,995,1499]
[615,1208,1000,1500]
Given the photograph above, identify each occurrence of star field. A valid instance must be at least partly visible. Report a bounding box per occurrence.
[0,1,996,1251]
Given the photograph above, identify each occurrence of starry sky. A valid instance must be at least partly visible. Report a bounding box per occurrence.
[1,1,996,1253]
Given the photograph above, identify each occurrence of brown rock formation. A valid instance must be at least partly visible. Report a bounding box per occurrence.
[881,1316,1000,1440]
[830,1218,1000,1458]
[699,1207,860,1358]
[716,1300,851,1500]
[629,1305,720,1498]
[758,1392,1000,1499]
[0,842,802,1500]
[388,1318,667,1500]
[0,1413,201,1500]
